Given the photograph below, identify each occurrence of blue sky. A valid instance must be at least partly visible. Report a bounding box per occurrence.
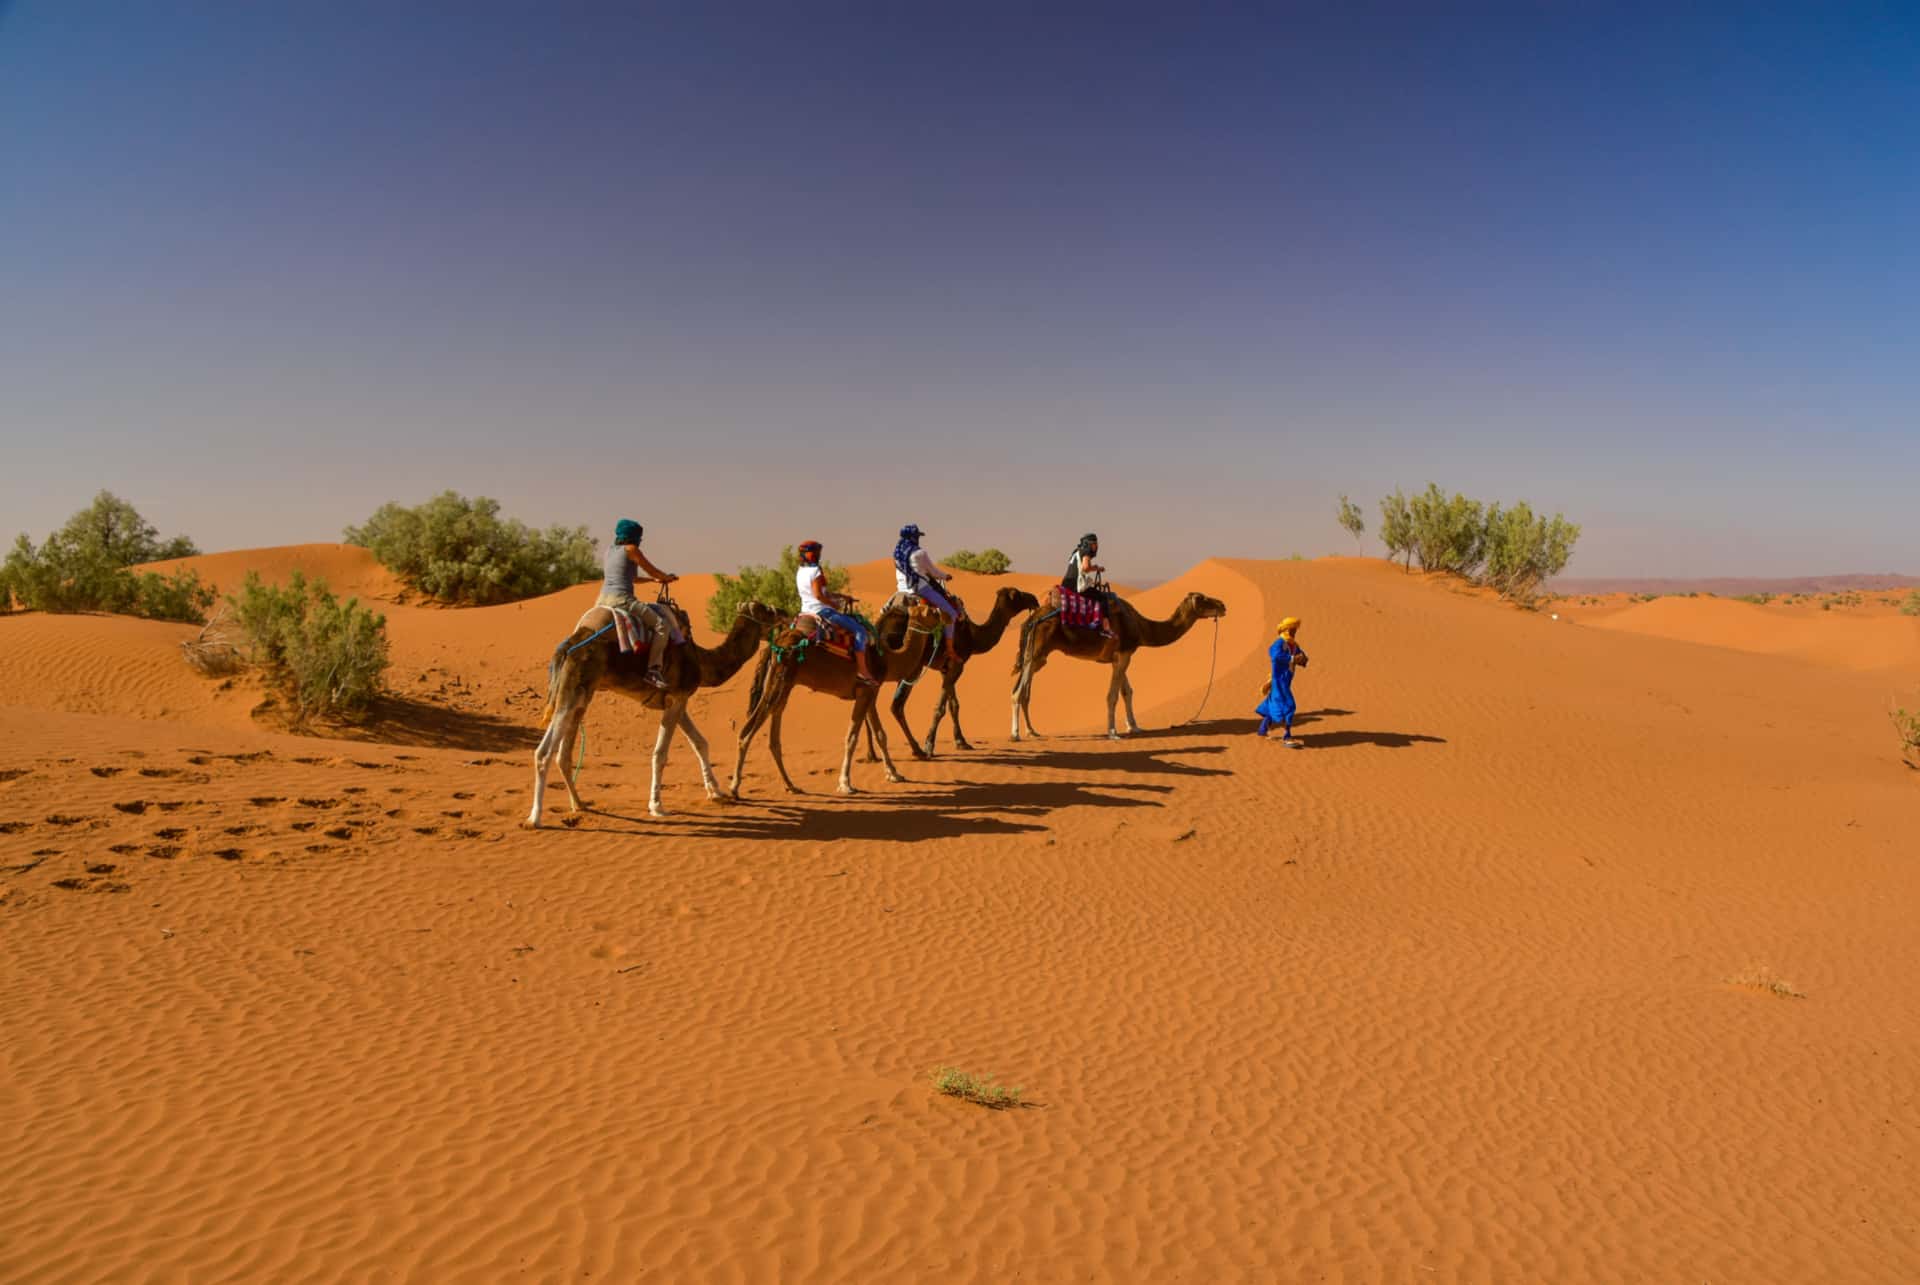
[2,2,1914,579]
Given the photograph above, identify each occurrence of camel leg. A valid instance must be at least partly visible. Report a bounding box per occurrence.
[647,698,685,818]
[890,678,931,760]
[945,674,974,751]
[729,671,785,799]
[676,709,722,801]
[869,703,906,783]
[554,705,592,811]
[523,699,573,829]
[862,709,882,764]
[1118,653,1142,734]
[1104,661,1127,739]
[1013,655,1046,741]
[924,683,948,756]
[769,702,802,795]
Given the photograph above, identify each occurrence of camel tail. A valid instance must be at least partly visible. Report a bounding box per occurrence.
[1012,610,1043,675]
[746,643,774,716]
[539,627,594,724]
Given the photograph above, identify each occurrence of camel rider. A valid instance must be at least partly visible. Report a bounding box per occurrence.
[796,540,879,687]
[1063,532,1117,638]
[599,518,678,689]
[892,524,962,666]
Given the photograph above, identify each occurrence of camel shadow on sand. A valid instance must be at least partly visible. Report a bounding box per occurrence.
[345,695,540,754]
[961,743,1231,778]
[1290,729,1445,749]
[561,777,1175,844]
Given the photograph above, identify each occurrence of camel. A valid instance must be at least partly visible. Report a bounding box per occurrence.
[1010,590,1227,740]
[524,598,783,826]
[729,600,945,797]
[875,585,1039,757]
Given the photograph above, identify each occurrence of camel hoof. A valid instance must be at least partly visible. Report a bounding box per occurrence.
[884,773,904,784]
[953,739,973,751]
[648,805,666,819]
[519,818,542,831]
[837,783,858,796]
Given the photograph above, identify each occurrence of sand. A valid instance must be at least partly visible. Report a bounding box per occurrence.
[3,547,1916,1282]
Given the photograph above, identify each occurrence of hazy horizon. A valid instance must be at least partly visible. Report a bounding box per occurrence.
[3,3,1915,582]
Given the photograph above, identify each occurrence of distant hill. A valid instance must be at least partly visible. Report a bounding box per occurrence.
[1551,573,1919,596]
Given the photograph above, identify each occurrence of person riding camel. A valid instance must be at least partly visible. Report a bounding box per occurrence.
[1063,532,1117,639]
[599,518,678,689]
[892,523,963,666]
[796,540,879,687]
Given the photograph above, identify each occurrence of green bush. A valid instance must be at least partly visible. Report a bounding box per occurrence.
[1899,591,1920,617]
[1892,696,1920,769]
[931,1067,1023,1109]
[1408,483,1487,577]
[945,548,1012,574]
[229,571,389,720]
[2,492,211,622]
[1481,502,1581,602]
[1336,494,1365,552]
[707,546,848,633]
[1378,489,1413,568]
[344,491,596,605]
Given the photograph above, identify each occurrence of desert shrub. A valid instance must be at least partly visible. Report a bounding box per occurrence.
[707,545,849,633]
[344,491,596,605]
[1336,494,1365,552]
[1481,501,1578,601]
[1378,488,1413,568]
[1735,593,1774,605]
[1407,483,1487,577]
[1893,697,1920,769]
[1902,591,1920,617]
[931,1067,1023,1109]
[3,492,210,622]
[945,548,1012,575]
[229,571,389,720]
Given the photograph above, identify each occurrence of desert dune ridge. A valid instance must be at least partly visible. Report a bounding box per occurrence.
[3,544,1916,1282]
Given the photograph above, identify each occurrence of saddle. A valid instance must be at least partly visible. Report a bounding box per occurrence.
[1046,585,1108,632]
[785,613,858,661]
[575,599,690,655]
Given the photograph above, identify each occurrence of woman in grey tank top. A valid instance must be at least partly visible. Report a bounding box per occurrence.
[597,518,680,687]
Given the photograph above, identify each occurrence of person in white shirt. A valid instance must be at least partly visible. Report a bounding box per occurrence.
[795,540,878,687]
[891,524,962,666]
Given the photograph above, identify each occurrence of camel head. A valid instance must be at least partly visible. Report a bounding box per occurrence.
[735,600,783,630]
[1181,592,1228,621]
[996,586,1041,615]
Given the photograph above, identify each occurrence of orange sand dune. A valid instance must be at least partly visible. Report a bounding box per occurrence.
[1583,594,1920,676]
[4,549,1917,1282]
[141,541,412,602]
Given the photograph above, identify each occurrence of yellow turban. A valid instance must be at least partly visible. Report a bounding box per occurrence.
[1277,617,1301,637]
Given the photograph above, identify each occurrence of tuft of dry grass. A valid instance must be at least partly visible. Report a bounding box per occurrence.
[1726,964,1807,1000]
[179,607,245,677]
[932,1066,1024,1109]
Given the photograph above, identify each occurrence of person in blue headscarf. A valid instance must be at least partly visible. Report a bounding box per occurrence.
[1255,617,1308,745]
[892,523,963,666]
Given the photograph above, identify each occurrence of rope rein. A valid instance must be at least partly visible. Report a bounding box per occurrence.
[1179,616,1221,726]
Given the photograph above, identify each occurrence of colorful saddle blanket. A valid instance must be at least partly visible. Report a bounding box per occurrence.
[787,614,858,660]
[1054,586,1105,631]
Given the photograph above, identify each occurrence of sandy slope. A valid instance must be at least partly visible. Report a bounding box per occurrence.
[3,548,1916,1282]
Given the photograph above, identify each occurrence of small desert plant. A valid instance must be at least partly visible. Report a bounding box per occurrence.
[1892,696,1920,769]
[1899,591,1920,617]
[945,548,1012,575]
[1336,494,1365,553]
[179,607,246,677]
[3,492,210,622]
[708,545,849,633]
[345,491,596,605]
[1377,488,1414,569]
[932,1067,1023,1109]
[229,571,389,720]
[1735,593,1774,605]
[1726,964,1806,999]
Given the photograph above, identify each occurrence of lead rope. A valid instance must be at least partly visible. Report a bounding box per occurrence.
[1180,617,1220,726]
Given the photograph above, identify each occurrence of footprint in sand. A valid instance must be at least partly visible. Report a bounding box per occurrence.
[292,757,328,766]
[223,824,264,837]
[153,827,188,841]
[112,801,148,815]
[89,767,123,778]
[211,848,245,862]
[0,821,28,835]
[152,801,187,813]
[290,820,317,832]
[85,862,118,874]
[185,755,213,766]
[146,845,181,860]
[108,842,141,855]
[249,796,285,808]
[138,768,182,779]
[0,769,31,784]
[322,825,354,840]
[343,786,367,795]
[52,875,129,894]
[44,814,88,827]
[297,797,339,810]
[452,791,475,800]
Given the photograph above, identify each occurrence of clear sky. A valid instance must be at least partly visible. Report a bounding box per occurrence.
[3,2,1915,580]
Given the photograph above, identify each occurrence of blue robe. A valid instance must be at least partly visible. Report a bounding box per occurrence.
[1255,637,1299,728]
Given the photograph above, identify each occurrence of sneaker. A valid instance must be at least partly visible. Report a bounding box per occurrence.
[644,667,669,690]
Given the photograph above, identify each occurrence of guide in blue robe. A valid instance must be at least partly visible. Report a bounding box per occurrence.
[1255,621,1306,740]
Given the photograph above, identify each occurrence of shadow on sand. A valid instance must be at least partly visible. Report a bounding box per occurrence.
[565,776,1174,843]
[1290,729,1445,750]
[346,696,540,753]
[962,743,1231,778]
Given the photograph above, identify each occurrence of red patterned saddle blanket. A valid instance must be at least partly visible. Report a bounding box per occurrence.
[1048,585,1106,631]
